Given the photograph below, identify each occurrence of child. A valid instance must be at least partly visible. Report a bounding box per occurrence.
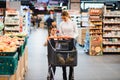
[44,23,57,46]
[45,25,57,80]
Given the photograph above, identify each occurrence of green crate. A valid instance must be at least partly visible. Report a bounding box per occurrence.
[0,52,18,75]
[17,45,25,57]
[16,36,27,58]
[0,51,17,56]
[23,37,27,49]
[17,36,27,50]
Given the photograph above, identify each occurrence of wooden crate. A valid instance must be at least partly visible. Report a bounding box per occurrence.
[15,60,21,80]
[20,55,25,80]
[0,74,15,80]
[19,46,28,79]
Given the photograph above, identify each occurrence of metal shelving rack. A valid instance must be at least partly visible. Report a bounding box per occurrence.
[103,11,120,53]
[4,10,20,35]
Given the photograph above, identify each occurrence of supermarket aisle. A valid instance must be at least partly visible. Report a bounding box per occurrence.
[25,28,120,80]
[25,28,48,80]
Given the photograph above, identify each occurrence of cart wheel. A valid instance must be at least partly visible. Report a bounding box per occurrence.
[47,67,51,80]
[47,76,50,80]
[47,72,52,80]
[47,75,54,80]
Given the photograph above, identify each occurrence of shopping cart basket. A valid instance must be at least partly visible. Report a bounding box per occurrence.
[47,39,77,80]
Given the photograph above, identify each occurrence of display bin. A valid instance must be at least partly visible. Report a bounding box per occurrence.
[23,37,27,49]
[48,39,77,67]
[17,37,27,60]
[0,50,17,56]
[17,44,25,58]
[17,36,27,50]
[0,52,18,75]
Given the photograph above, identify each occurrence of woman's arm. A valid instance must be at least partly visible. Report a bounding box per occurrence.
[47,36,59,40]
[73,22,78,39]
[58,23,64,36]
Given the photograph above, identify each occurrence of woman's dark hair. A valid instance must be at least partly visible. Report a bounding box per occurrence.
[49,10,54,14]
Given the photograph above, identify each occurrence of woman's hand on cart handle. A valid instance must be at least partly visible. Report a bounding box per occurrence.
[47,36,73,40]
[58,36,73,40]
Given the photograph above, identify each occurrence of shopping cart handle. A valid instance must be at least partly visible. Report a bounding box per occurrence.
[48,40,56,50]
[55,49,77,53]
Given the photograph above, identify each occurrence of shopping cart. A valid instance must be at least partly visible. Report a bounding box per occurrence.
[47,39,77,80]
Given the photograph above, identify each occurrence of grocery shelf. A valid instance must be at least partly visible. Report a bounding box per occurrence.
[90,28,102,29]
[4,10,20,35]
[103,21,120,24]
[4,29,19,32]
[90,32,102,34]
[89,8,103,56]
[103,43,120,45]
[4,23,19,25]
[104,15,120,17]
[103,36,120,38]
[103,11,120,54]
[90,20,102,22]
[103,51,120,53]
[103,28,120,31]
[93,23,102,25]
[6,13,18,16]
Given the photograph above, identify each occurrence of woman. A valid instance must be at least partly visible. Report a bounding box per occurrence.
[59,11,78,80]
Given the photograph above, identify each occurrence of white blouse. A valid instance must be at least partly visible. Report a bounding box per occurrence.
[59,19,78,39]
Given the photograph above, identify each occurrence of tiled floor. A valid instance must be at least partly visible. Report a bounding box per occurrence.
[25,28,120,80]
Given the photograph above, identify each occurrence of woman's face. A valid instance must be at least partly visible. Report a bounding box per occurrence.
[61,16,68,22]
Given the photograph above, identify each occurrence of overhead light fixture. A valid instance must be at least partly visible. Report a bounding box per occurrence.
[116,7,118,9]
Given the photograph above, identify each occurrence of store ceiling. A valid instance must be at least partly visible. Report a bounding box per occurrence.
[80,0,120,4]
[81,0,119,1]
